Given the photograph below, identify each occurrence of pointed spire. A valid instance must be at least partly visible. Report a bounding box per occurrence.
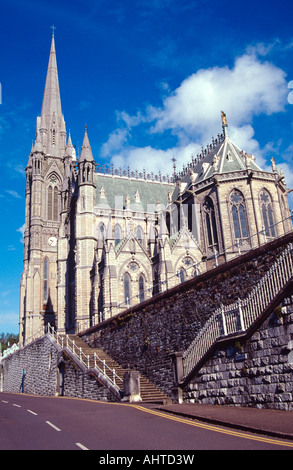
[37,32,67,157]
[65,132,76,160]
[41,34,62,123]
[79,125,94,162]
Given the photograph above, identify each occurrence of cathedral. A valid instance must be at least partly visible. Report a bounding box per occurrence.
[19,34,292,345]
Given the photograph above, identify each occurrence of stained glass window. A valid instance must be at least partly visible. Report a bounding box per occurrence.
[230,190,248,240]
[203,198,218,247]
[139,275,145,303]
[260,190,275,237]
[124,273,131,305]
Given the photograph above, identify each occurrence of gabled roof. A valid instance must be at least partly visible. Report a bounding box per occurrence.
[95,173,174,212]
[168,225,200,251]
[171,116,266,202]
[188,134,263,185]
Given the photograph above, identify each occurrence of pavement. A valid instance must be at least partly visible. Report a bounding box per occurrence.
[150,402,293,441]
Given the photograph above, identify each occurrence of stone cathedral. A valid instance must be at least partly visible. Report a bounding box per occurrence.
[19,35,292,344]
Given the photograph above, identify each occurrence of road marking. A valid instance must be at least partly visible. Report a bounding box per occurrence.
[46,421,61,432]
[12,404,21,408]
[76,442,89,450]
[27,409,38,416]
[1,400,8,403]
[133,405,293,449]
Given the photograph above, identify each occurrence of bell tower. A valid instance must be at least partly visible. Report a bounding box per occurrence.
[19,32,67,344]
[75,126,96,331]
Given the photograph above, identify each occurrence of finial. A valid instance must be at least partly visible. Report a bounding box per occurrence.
[171,156,176,178]
[51,25,56,37]
[221,111,228,137]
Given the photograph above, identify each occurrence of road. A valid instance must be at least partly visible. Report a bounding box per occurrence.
[0,392,292,451]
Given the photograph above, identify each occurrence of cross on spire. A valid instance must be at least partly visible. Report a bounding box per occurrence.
[51,25,56,37]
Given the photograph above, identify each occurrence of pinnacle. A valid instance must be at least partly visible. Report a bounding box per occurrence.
[40,35,62,123]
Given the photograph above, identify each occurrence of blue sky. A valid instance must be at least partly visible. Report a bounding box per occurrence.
[1,0,293,334]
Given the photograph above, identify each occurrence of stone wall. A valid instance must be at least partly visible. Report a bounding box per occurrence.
[80,232,293,405]
[0,336,58,395]
[184,303,293,411]
[0,335,118,402]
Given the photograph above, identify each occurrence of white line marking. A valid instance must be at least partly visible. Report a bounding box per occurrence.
[46,421,61,432]
[76,442,89,450]
[27,409,38,416]
[1,400,8,403]
[12,404,21,407]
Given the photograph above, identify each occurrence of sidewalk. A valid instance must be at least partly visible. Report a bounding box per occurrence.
[152,403,293,441]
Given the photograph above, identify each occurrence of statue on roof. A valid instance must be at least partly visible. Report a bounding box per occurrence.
[221,111,228,136]
[221,111,227,126]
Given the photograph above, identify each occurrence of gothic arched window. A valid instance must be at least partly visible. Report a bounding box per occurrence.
[98,223,105,241]
[114,224,121,246]
[47,186,59,221]
[179,269,185,284]
[123,273,131,306]
[260,189,275,237]
[153,270,159,295]
[188,201,193,233]
[136,226,143,245]
[203,197,218,248]
[43,257,49,302]
[166,211,171,235]
[47,174,59,222]
[230,190,248,240]
[139,275,145,303]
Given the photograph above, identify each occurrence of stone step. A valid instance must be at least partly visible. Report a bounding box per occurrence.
[61,334,170,403]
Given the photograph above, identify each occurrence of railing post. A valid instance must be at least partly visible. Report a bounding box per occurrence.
[113,369,116,385]
[221,305,227,336]
[262,224,267,243]
[237,298,245,331]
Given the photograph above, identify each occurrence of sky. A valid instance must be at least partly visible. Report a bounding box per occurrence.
[0,0,293,334]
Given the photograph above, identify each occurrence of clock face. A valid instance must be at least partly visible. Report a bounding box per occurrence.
[48,236,57,247]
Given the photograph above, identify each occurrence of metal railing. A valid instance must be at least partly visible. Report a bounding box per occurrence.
[47,325,123,390]
[1,327,45,360]
[182,242,293,379]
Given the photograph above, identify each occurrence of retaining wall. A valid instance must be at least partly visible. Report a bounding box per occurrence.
[184,303,293,410]
[0,335,117,402]
[80,233,293,408]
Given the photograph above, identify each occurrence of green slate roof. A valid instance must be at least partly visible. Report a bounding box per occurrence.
[95,173,175,212]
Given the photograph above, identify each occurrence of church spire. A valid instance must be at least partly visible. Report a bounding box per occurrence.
[79,125,94,162]
[38,31,66,156]
[41,33,62,122]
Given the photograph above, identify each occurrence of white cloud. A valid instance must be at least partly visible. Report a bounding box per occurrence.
[17,224,25,244]
[151,52,287,140]
[101,50,288,175]
[6,190,21,199]
[110,141,202,176]
[100,128,129,158]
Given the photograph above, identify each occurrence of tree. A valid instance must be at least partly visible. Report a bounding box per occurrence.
[0,333,19,353]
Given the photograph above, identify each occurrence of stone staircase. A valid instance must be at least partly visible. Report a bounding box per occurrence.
[64,335,170,403]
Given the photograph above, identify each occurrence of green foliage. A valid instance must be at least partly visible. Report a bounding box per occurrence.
[0,332,19,353]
